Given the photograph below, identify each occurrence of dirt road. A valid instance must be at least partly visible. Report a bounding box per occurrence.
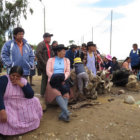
[6,75,140,140]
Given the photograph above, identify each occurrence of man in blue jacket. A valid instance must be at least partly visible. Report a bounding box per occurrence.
[1,27,34,77]
[65,45,77,69]
[130,43,140,73]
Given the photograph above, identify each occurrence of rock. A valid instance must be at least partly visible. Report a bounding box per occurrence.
[80,119,84,122]
[118,89,125,95]
[129,136,134,139]
[108,98,114,102]
[33,136,37,139]
[65,132,70,136]
[105,125,109,129]
[18,136,22,140]
[128,75,137,82]
[124,95,135,104]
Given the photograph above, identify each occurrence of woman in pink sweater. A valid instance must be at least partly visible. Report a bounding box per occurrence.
[45,44,71,122]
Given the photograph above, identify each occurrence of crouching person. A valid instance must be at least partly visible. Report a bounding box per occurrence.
[0,66,42,138]
[74,57,89,100]
[45,44,71,122]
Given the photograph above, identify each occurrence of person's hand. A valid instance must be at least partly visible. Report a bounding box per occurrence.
[14,79,24,88]
[0,110,7,123]
[62,81,65,85]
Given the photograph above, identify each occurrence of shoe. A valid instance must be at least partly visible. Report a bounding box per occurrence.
[59,116,70,122]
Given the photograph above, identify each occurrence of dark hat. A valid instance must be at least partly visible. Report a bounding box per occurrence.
[82,43,87,47]
[53,44,68,52]
[70,44,77,49]
[87,41,96,47]
[43,32,53,38]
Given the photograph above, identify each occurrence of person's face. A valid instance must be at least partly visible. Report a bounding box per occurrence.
[53,42,58,47]
[133,45,137,51]
[57,49,66,58]
[44,36,51,44]
[14,32,24,42]
[104,58,108,62]
[112,58,116,63]
[77,47,80,51]
[89,46,94,52]
[82,46,86,51]
[9,73,21,85]
[128,58,131,63]
[72,48,76,52]
[93,46,97,52]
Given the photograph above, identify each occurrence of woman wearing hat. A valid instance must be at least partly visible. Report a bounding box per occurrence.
[86,42,96,76]
[102,54,113,73]
[45,44,71,122]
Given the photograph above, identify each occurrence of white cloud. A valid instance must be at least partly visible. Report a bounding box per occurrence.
[21,0,140,59]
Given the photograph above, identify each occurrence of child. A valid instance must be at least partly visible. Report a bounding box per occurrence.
[74,57,89,97]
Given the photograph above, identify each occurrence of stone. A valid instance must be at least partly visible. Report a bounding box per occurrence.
[129,136,134,139]
[118,90,125,95]
[33,136,37,139]
[18,136,22,140]
[124,95,135,104]
[65,132,70,136]
[128,75,137,82]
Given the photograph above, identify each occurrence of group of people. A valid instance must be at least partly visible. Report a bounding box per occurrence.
[0,26,140,138]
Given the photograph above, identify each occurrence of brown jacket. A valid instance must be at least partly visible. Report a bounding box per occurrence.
[36,41,53,72]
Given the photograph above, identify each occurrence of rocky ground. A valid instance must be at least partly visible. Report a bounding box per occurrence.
[4,75,140,140]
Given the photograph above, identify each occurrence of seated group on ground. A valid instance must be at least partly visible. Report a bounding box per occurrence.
[0,27,140,138]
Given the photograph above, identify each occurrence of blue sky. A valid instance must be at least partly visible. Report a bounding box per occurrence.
[80,0,135,8]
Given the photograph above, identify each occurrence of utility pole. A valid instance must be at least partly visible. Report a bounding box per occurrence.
[110,10,113,55]
[44,6,46,33]
[40,1,46,33]
[92,27,93,42]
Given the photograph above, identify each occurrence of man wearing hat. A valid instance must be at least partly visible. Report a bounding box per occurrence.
[65,44,77,69]
[36,32,53,97]
[86,41,96,76]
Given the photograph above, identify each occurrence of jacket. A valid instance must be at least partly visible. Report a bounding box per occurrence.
[74,63,86,75]
[36,41,53,73]
[46,57,70,81]
[65,49,75,69]
[1,39,34,76]
[112,61,120,71]
[130,49,140,67]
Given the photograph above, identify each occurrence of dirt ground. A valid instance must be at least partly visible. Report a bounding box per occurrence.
[5,74,140,140]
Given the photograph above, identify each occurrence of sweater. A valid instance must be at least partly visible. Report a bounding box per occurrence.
[74,63,86,75]
[65,49,75,69]
[0,75,34,110]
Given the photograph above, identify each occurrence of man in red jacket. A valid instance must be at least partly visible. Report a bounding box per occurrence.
[36,33,53,97]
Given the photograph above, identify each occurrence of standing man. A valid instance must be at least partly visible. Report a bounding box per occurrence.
[65,44,77,69]
[1,27,34,77]
[36,33,53,97]
[86,41,96,76]
[130,43,140,74]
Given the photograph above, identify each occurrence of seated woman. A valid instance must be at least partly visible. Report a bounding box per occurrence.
[112,57,120,72]
[45,44,71,122]
[122,57,132,71]
[102,54,112,73]
[0,66,42,137]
